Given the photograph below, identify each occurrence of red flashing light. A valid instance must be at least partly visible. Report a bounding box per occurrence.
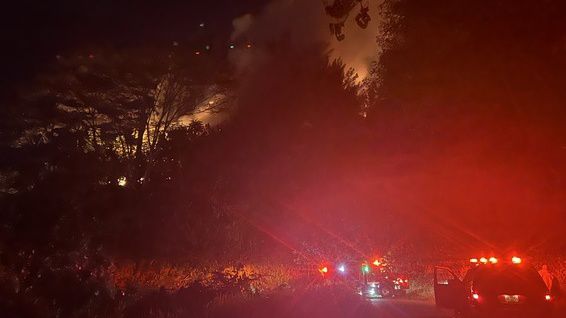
[545,294,552,301]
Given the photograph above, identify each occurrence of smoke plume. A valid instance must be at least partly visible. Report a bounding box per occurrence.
[230,0,383,80]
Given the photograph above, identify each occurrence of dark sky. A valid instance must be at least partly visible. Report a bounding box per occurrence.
[1,0,267,96]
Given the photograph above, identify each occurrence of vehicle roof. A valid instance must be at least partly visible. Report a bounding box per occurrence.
[465,263,535,278]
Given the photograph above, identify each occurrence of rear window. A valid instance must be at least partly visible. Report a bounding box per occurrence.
[473,266,547,295]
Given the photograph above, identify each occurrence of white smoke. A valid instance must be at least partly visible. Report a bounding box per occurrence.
[231,14,254,40]
[230,0,383,80]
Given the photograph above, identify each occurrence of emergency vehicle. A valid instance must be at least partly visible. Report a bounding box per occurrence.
[318,258,410,298]
[434,256,556,318]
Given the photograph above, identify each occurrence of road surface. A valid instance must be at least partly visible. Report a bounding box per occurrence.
[210,289,565,318]
[210,292,452,318]
[368,298,453,318]
[367,298,566,318]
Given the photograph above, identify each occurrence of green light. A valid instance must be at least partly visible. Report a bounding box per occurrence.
[362,264,370,273]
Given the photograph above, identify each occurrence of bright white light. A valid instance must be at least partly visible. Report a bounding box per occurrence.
[369,288,376,295]
[338,264,346,273]
[117,176,127,187]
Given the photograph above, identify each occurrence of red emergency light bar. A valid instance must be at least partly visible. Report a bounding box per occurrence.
[470,256,523,265]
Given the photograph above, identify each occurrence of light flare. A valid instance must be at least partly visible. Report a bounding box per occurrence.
[511,256,522,264]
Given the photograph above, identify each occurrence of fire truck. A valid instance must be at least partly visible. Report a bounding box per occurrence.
[318,258,410,298]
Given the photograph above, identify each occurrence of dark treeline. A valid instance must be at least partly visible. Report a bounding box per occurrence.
[368,0,566,248]
[0,33,367,316]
